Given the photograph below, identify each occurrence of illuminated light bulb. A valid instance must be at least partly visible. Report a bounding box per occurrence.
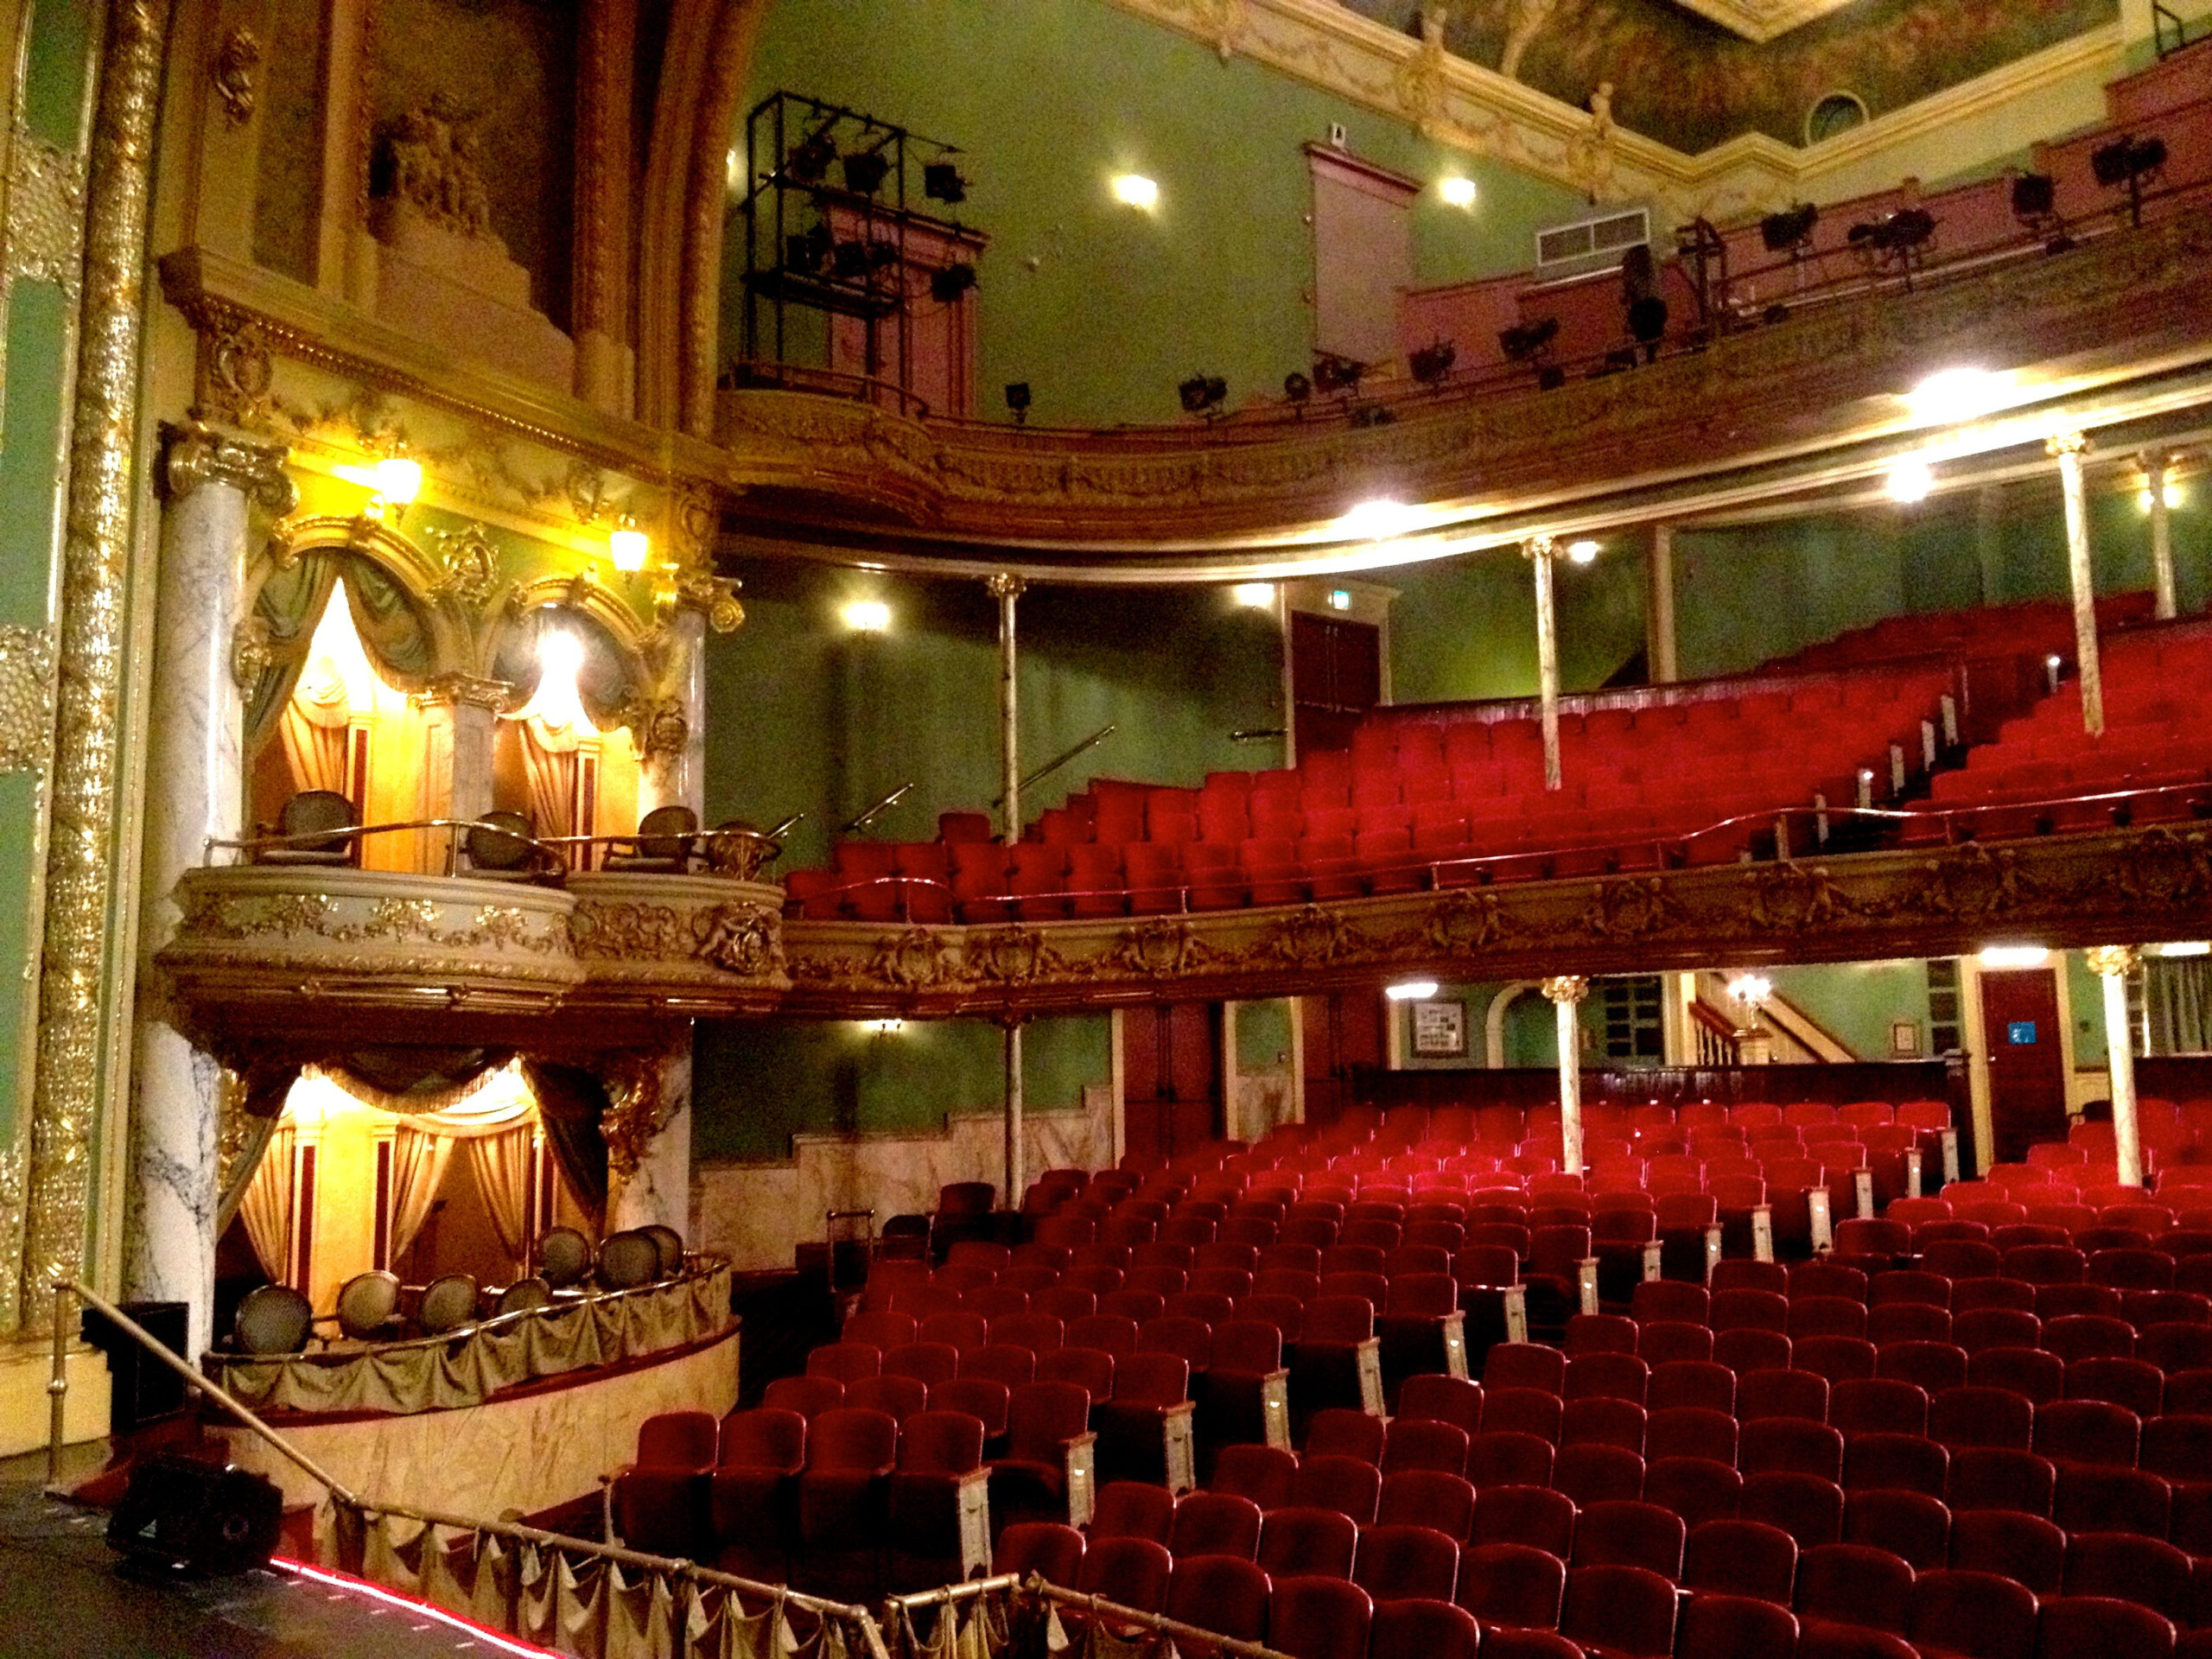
[1566,539,1599,564]
[1439,176,1478,208]
[1385,981,1440,1001]
[1231,582,1276,608]
[608,522,650,573]
[1906,366,2005,423]
[1334,499,1422,541]
[1726,974,1772,1007]
[1111,174,1160,210]
[1885,460,1934,504]
[372,456,423,505]
[843,600,892,632]
[1978,944,2050,969]
[868,1018,905,1034]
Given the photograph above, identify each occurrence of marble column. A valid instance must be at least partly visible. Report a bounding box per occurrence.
[607,1030,696,1235]
[1002,1018,1026,1209]
[1542,975,1590,1175]
[2087,945,2145,1188]
[1526,537,1563,791]
[2049,433,2106,735]
[988,573,1025,841]
[416,676,505,868]
[2145,452,2178,621]
[1645,524,1678,684]
[124,423,295,1355]
[637,607,706,818]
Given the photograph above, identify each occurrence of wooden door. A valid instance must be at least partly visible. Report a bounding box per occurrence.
[1980,968,2068,1166]
[1301,990,1384,1128]
[1122,1002,1222,1163]
[1291,611,1382,755]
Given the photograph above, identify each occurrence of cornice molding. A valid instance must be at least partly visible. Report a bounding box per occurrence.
[1106,0,2122,220]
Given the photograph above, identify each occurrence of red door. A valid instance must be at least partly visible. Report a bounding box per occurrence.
[1292,612,1382,756]
[1300,990,1384,1129]
[1123,1003,1222,1163]
[1979,968,2068,1166]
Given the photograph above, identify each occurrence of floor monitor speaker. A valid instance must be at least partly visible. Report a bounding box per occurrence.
[106,1452,283,1577]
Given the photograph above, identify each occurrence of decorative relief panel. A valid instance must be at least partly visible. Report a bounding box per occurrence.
[0,626,57,774]
[4,130,86,295]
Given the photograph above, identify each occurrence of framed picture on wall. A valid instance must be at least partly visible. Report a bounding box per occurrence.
[1412,999,1468,1058]
[1891,1020,1922,1057]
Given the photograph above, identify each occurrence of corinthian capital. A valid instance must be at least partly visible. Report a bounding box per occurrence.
[985,571,1027,601]
[2084,944,2141,979]
[1541,974,1590,1004]
[160,418,296,513]
[2045,431,2089,461]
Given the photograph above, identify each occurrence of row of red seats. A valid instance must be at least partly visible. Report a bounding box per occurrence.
[1766,592,2154,676]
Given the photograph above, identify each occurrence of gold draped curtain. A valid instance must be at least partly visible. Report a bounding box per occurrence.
[238,1124,297,1281]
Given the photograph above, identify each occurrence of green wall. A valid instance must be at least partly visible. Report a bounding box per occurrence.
[1389,978,1608,1071]
[731,0,1589,427]
[705,560,1285,874]
[1767,960,1936,1062]
[1236,998,1294,1073]
[1389,542,1649,704]
[693,1013,1109,1163]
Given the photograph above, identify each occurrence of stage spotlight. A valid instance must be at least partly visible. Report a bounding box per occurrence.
[1760,201,1819,255]
[1409,340,1458,386]
[786,130,836,185]
[1004,382,1032,426]
[924,159,968,204]
[1313,353,1366,396]
[1849,208,1937,280]
[2093,133,2166,225]
[842,149,892,195]
[931,262,977,302]
[785,225,830,274]
[1178,373,1228,416]
[2011,172,2056,219]
[1283,371,1313,405]
[831,239,871,279]
[1499,317,1559,365]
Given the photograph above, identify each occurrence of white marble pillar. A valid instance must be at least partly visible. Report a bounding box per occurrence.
[2050,433,2106,735]
[637,607,706,818]
[607,1031,696,1236]
[2088,946,2145,1187]
[1542,975,1590,1175]
[2145,452,2178,621]
[124,423,295,1355]
[1527,537,1564,791]
[1003,1019,1026,1209]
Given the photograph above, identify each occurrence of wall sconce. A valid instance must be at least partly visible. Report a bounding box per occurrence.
[1725,973,1772,1010]
[609,518,650,574]
[842,600,891,632]
[868,1018,905,1034]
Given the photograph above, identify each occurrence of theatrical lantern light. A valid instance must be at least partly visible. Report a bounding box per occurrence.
[1566,539,1600,564]
[1178,373,1228,417]
[608,518,650,574]
[1439,176,1478,208]
[1283,372,1313,405]
[842,600,892,632]
[841,148,893,195]
[1885,460,1935,504]
[1409,340,1459,387]
[1232,583,1276,608]
[924,159,968,204]
[1004,382,1032,426]
[931,262,978,303]
[1978,944,2051,969]
[1385,981,1440,1001]
[1111,174,1160,210]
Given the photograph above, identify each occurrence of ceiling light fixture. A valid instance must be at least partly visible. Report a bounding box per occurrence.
[842,600,891,632]
[1111,174,1160,210]
[1978,944,2050,969]
[1438,176,1478,208]
[1334,499,1421,541]
[2158,941,2210,958]
[1726,974,1773,1008]
[1385,981,1440,1001]
[1905,366,2005,424]
[1885,460,1935,504]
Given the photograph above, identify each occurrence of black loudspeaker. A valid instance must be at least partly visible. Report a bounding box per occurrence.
[107,1453,283,1576]
[80,1300,188,1433]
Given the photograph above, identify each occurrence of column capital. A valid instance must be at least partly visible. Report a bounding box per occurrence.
[409,671,516,711]
[1541,974,1590,1004]
[159,418,295,512]
[1522,534,1558,563]
[667,569,744,633]
[985,571,1027,601]
[2085,944,2142,978]
[2045,430,2090,461]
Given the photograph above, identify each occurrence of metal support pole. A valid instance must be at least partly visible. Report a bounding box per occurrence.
[1647,524,1678,684]
[2145,452,2178,620]
[1542,976,1590,1174]
[2050,434,2105,735]
[46,1283,68,1489]
[1527,537,1563,791]
[988,573,1026,842]
[2088,946,2145,1187]
[1002,1018,1026,1209]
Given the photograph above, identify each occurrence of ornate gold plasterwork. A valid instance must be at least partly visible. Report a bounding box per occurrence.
[160,418,295,512]
[671,569,743,633]
[178,887,566,956]
[376,98,495,240]
[567,893,786,980]
[2101,829,2212,907]
[198,312,275,426]
[1541,974,1591,1005]
[599,1051,671,1180]
[2085,944,2141,979]
[0,626,56,775]
[429,519,503,607]
[211,27,260,128]
[695,902,785,976]
[620,696,688,761]
[24,0,169,1329]
[4,128,86,296]
[1580,875,1684,940]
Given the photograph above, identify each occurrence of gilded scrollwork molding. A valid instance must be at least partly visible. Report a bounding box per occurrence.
[24,0,171,1329]
[2084,944,2142,979]
[1541,974,1592,1005]
[0,626,57,775]
[211,27,261,128]
[669,568,744,633]
[695,902,785,976]
[427,519,503,607]
[160,418,296,512]
[4,128,86,296]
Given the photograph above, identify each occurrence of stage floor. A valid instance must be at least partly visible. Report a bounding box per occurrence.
[0,1452,535,1657]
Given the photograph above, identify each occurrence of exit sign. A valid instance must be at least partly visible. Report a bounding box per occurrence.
[2008,1020,2038,1045]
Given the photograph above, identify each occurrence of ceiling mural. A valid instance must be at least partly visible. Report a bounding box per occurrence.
[1339,0,2120,156]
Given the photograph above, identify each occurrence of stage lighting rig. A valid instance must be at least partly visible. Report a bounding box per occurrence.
[1409,340,1458,387]
[1178,373,1228,418]
[2092,134,2166,226]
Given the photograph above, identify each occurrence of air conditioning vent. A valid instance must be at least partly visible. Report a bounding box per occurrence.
[1535,207,1651,278]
